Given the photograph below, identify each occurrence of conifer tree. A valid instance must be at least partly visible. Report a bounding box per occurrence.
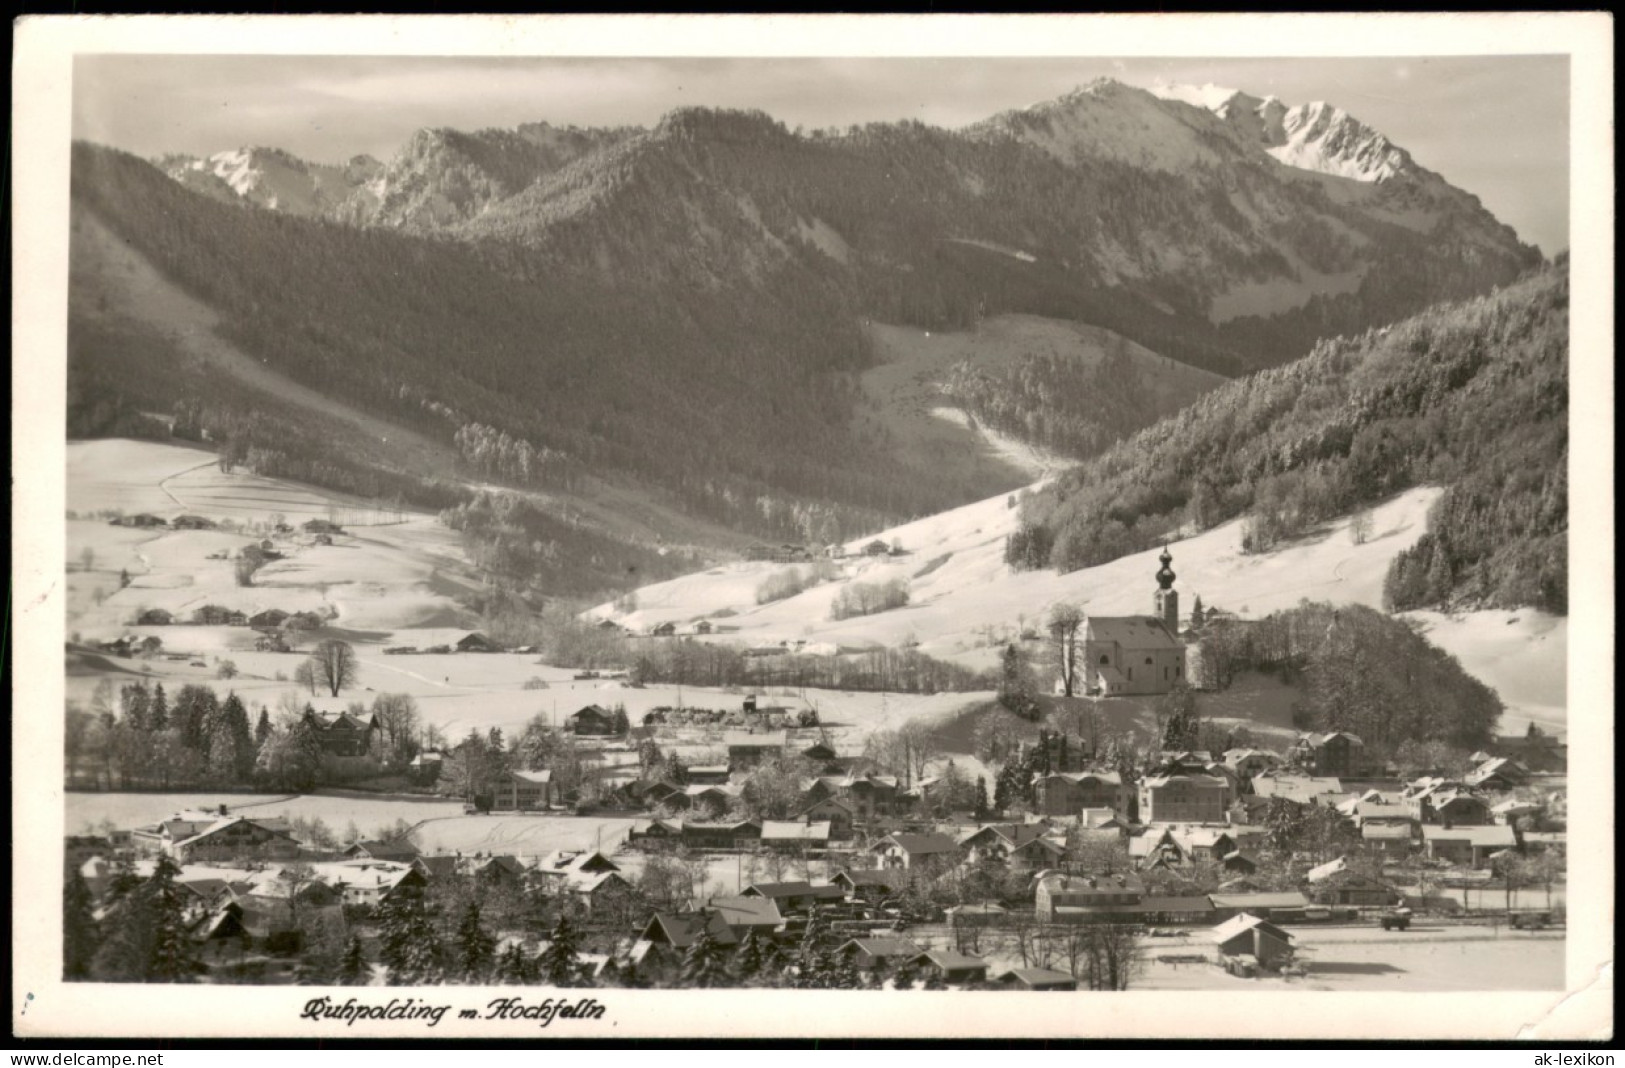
[376,888,442,984]
[734,926,768,982]
[539,913,582,987]
[455,901,497,982]
[63,868,100,980]
[255,707,273,750]
[891,956,919,990]
[681,923,731,988]
[149,683,169,732]
[498,942,537,984]
[145,855,197,983]
[121,683,150,732]
[338,934,368,985]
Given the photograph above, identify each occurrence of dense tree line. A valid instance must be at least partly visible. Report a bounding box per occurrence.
[939,337,1220,462]
[65,678,430,792]
[440,490,705,601]
[1193,602,1503,750]
[1009,263,1568,615]
[69,143,955,543]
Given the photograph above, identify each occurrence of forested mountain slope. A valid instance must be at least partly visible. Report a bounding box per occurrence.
[76,80,1540,557]
[1009,261,1568,615]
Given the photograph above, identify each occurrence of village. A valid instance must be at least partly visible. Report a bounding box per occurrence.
[66,554,1568,991]
[58,444,1567,992]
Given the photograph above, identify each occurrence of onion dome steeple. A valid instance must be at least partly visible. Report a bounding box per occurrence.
[1156,546,1176,591]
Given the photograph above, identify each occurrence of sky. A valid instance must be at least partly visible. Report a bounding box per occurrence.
[73,54,1571,255]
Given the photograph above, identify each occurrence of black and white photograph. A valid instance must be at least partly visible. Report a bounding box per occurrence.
[12,13,1613,1041]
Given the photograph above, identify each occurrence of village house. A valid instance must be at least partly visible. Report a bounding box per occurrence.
[1491,798,1544,825]
[1414,787,1492,826]
[1138,771,1232,824]
[314,860,426,908]
[343,839,420,863]
[685,764,732,786]
[840,937,921,973]
[492,768,553,811]
[705,895,786,937]
[760,821,832,852]
[1223,748,1280,780]
[649,622,677,638]
[1296,732,1367,778]
[565,704,620,736]
[1207,892,1312,922]
[1034,871,1145,923]
[301,708,383,758]
[794,796,857,838]
[681,818,762,851]
[248,608,290,630]
[811,772,902,819]
[1210,913,1295,971]
[957,823,1066,870]
[134,814,300,863]
[725,730,787,771]
[1361,822,1417,855]
[908,950,989,986]
[1032,770,1135,818]
[1465,757,1529,792]
[455,632,502,653]
[994,968,1079,991]
[740,881,845,914]
[831,868,908,902]
[870,832,959,873]
[1422,824,1517,868]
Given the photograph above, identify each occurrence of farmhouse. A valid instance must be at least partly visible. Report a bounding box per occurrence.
[565,705,620,736]
[145,816,301,864]
[455,632,502,653]
[302,708,382,758]
[493,768,553,811]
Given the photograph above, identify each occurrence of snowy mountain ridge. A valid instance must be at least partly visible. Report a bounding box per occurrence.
[1148,80,1415,182]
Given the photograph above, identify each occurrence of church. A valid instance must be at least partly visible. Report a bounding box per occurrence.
[1077,547,1190,697]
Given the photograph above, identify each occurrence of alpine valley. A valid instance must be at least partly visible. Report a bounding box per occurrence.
[71,78,1547,604]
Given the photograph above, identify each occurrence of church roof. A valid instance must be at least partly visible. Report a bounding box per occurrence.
[1084,616,1183,650]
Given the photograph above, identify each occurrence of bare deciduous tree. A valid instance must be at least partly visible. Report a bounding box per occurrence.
[1048,603,1085,697]
[309,639,358,697]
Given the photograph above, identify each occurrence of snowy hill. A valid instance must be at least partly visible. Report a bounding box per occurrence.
[589,482,1565,738]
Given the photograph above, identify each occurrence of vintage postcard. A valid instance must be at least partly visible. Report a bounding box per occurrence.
[12,13,1613,1041]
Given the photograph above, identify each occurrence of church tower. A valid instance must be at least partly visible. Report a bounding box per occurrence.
[1154,546,1179,634]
